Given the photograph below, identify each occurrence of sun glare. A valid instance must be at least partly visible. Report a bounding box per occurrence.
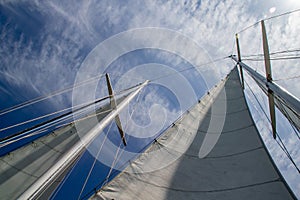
[269,7,276,13]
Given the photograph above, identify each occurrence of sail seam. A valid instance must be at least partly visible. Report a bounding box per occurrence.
[0,159,39,178]
[127,176,281,193]
[155,141,264,159]
[194,107,248,117]
[196,124,254,134]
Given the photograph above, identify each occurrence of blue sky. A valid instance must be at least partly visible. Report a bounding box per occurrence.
[0,0,300,199]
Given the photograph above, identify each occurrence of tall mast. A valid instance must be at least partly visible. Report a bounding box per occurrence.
[20,80,149,199]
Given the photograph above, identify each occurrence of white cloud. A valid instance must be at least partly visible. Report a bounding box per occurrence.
[0,0,299,197]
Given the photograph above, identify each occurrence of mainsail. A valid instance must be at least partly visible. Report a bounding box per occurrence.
[91,67,296,199]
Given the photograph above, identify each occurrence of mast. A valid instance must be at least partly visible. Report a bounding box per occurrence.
[19,80,148,199]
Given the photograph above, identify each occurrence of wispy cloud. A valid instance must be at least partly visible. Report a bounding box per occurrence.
[0,0,299,197]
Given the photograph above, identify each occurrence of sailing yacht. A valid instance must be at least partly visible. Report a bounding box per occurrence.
[0,15,299,200]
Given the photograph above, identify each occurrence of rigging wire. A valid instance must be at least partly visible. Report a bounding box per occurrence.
[0,107,117,196]
[96,56,231,184]
[1,56,228,135]
[0,56,227,121]
[100,87,144,188]
[273,75,300,81]
[151,56,229,82]
[0,95,111,144]
[237,8,300,34]
[243,56,300,61]
[0,96,108,132]
[244,79,300,173]
[3,6,300,197]
[245,68,300,137]
[77,121,114,200]
[240,48,300,81]
[0,81,142,140]
[265,8,300,21]
[0,74,106,117]
[77,86,144,199]
[236,21,260,35]
[0,108,112,148]
[80,100,207,199]
[276,99,300,140]
[0,55,229,198]
[0,55,228,119]
[80,86,144,200]
[242,49,300,58]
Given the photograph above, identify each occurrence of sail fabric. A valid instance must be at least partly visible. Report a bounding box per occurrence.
[0,107,110,199]
[91,67,295,200]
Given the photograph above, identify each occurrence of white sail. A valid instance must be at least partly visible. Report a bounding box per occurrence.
[0,67,296,199]
[0,106,109,199]
[91,67,296,200]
